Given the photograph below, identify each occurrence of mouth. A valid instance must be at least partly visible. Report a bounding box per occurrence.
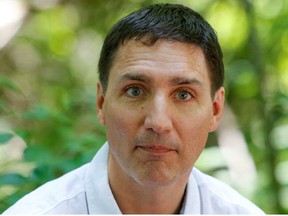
[137,145,175,154]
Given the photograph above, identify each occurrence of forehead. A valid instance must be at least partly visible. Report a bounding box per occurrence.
[109,39,210,87]
[115,39,206,64]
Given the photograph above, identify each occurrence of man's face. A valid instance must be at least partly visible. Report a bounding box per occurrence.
[97,39,224,187]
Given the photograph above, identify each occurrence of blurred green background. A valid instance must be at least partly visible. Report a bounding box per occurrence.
[0,0,288,213]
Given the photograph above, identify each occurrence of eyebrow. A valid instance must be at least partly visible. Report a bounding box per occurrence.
[117,73,151,84]
[170,76,203,87]
[117,72,203,87]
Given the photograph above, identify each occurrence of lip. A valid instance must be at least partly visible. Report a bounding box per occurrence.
[137,145,175,154]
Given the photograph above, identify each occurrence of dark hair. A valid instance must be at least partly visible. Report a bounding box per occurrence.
[98,3,224,95]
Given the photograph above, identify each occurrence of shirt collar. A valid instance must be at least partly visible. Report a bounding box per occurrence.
[85,142,122,214]
[181,168,201,214]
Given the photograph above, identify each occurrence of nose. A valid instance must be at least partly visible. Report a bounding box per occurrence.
[143,93,173,134]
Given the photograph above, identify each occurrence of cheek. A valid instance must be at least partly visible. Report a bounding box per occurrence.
[103,103,141,143]
[177,112,212,161]
[105,112,127,139]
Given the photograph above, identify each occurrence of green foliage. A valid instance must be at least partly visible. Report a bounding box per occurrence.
[0,0,287,214]
[0,76,21,93]
[0,133,14,145]
[0,173,26,186]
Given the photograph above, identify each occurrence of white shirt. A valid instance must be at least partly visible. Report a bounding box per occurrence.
[3,142,264,214]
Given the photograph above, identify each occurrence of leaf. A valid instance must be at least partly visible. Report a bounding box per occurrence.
[23,106,52,120]
[0,75,20,92]
[0,173,26,186]
[0,132,14,144]
[24,145,55,165]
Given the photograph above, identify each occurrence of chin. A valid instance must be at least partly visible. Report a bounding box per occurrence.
[131,165,182,188]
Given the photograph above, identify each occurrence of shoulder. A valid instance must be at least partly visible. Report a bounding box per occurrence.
[191,168,265,214]
[3,164,89,214]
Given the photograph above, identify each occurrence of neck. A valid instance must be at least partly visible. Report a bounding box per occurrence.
[108,154,189,214]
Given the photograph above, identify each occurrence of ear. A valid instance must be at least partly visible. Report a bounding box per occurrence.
[96,82,106,125]
[209,87,225,132]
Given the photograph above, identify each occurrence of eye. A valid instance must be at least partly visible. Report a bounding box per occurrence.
[175,90,193,101]
[125,86,143,97]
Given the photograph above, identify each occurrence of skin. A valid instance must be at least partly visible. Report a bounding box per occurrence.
[97,39,225,214]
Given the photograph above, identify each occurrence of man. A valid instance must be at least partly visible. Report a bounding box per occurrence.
[4,3,264,214]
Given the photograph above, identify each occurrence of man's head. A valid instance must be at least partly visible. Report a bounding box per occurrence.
[96,3,225,189]
[98,3,224,95]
